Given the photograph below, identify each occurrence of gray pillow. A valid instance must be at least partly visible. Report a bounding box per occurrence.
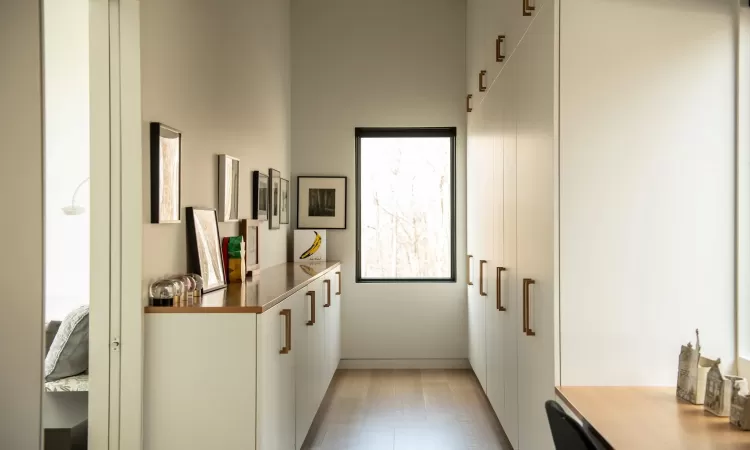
[44,321,62,356]
[44,305,89,382]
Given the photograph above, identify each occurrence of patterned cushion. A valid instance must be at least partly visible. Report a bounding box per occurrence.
[44,305,89,382]
[45,373,89,392]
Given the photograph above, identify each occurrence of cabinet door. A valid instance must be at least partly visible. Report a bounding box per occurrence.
[258,292,301,450]
[500,55,520,450]
[515,6,555,450]
[294,286,312,450]
[324,270,342,385]
[310,279,327,408]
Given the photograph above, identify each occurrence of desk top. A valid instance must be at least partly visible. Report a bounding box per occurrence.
[144,261,340,314]
[555,386,750,449]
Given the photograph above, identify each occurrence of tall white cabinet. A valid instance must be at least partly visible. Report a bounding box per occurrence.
[467,0,736,448]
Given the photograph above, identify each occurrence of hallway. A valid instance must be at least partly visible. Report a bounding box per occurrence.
[303,369,511,450]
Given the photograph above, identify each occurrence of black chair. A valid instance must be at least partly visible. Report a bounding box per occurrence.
[545,400,613,450]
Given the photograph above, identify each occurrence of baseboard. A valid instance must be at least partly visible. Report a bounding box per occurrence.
[338,358,470,370]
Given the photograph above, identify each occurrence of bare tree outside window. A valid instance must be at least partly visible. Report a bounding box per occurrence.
[357,129,455,282]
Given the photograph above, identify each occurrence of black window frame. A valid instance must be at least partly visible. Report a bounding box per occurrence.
[355,127,457,284]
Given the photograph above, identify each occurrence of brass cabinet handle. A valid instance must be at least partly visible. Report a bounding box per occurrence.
[467,255,474,285]
[523,279,536,336]
[336,271,342,295]
[467,94,473,113]
[479,260,488,296]
[323,280,331,307]
[479,70,487,92]
[496,35,506,62]
[280,309,292,354]
[523,0,534,16]
[306,291,316,326]
[496,267,507,311]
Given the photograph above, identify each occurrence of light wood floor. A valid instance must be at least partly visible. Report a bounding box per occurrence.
[302,369,512,450]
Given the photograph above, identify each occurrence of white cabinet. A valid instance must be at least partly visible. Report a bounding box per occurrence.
[259,290,301,450]
[324,270,342,385]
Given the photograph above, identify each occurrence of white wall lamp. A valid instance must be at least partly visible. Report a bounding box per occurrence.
[62,177,90,216]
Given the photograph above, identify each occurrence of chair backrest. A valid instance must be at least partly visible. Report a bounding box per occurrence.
[545,400,611,450]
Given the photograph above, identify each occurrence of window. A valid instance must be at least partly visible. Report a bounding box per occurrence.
[356,128,456,283]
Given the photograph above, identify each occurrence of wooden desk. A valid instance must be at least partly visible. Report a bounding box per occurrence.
[556,387,750,449]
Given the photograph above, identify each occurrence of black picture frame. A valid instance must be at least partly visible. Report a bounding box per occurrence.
[149,122,181,224]
[280,178,290,225]
[185,207,226,293]
[252,171,269,221]
[269,168,281,230]
[297,176,348,230]
[354,127,457,283]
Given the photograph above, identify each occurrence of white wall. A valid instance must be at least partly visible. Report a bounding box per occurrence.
[43,0,91,322]
[141,0,291,292]
[559,0,736,385]
[0,0,44,447]
[292,0,468,364]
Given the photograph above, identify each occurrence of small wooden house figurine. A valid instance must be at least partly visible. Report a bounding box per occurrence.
[676,329,716,405]
[730,379,750,430]
[704,359,745,417]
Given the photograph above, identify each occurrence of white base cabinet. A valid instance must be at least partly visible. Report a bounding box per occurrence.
[144,263,343,450]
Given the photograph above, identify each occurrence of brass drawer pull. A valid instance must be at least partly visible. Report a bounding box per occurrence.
[496,267,507,311]
[523,0,535,16]
[479,260,488,296]
[306,291,316,326]
[323,280,331,307]
[280,309,292,354]
[479,70,487,92]
[467,94,473,113]
[336,271,342,295]
[496,35,506,62]
[523,278,536,336]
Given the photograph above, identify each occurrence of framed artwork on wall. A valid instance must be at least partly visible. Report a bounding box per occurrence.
[280,178,290,225]
[186,207,226,293]
[269,168,281,230]
[297,176,347,229]
[252,170,269,221]
[149,122,181,224]
[218,154,240,222]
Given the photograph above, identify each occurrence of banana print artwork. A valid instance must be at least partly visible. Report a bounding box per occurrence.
[299,231,322,259]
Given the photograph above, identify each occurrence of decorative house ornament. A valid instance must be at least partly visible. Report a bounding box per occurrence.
[704,359,745,417]
[294,230,326,263]
[676,329,716,405]
[731,379,750,430]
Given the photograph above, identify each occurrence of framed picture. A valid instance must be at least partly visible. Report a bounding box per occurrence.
[280,178,290,225]
[252,171,269,221]
[218,154,240,222]
[269,168,281,230]
[186,207,226,293]
[241,219,260,272]
[297,176,347,229]
[149,123,181,224]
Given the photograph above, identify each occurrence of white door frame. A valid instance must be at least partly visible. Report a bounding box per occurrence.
[89,1,143,449]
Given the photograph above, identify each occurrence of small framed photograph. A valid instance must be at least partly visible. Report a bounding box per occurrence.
[241,219,260,272]
[218,154,240,222]
[297,176,347,229]
[269,168,281,230]
[280,178,290,225]
[149,123,181,224]
[252,170,269,221]
[186,207,226,293]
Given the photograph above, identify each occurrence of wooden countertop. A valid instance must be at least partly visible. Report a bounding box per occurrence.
[556,386,750,449]
[145,261,341,314]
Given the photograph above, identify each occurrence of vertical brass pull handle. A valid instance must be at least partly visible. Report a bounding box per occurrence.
[497,267,507,311]
[280,309,292,354]
[479,260,488,296]
[306,291,316,326]
[523,0,534,16]
[523,279,536,336]
[479,70,487,92]
[496,35,506,62]
[467,255,474,285]
[467,95,473,113]
[336,271,342,295]
[323,280,331,307]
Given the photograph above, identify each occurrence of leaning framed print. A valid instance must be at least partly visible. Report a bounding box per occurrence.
[186,207,226,293]
[269,168,281,230]
[218,154,240,222]
[252,170,269,221]
[297,176,347,229]
[280,178,290,225]
[149,122,181,224]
